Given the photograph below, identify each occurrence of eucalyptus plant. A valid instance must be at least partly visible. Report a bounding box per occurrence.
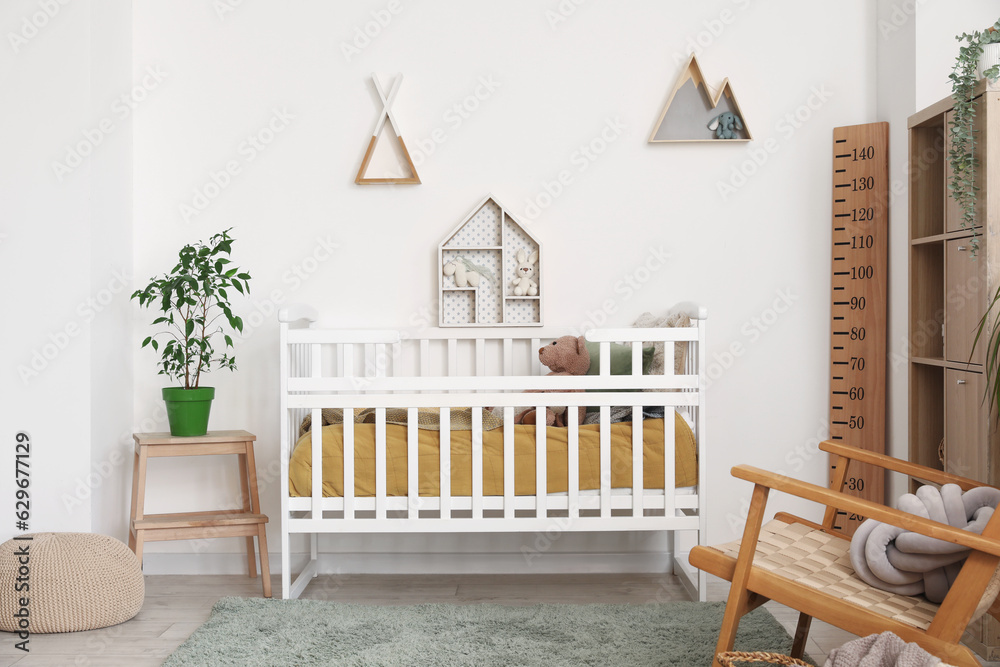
[948,21,1000,255]
[131,228,250,389]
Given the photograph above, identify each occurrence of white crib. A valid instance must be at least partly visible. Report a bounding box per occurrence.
[278,303,708,600]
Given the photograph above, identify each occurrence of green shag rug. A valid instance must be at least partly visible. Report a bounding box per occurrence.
[163,598,810,666]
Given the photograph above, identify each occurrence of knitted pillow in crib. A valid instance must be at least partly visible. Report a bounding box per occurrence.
[583,341,654,376]
[582,342,654,413]
[634,308,692,377]
[0,533,144,633]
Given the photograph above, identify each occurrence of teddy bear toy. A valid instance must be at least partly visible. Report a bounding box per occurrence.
[510,249,538,296]
[514,335,590,427]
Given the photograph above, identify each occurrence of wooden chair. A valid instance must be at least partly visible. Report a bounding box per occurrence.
[690,441,1000,667]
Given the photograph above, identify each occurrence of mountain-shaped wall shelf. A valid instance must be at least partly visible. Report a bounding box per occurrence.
[648,54,753,143]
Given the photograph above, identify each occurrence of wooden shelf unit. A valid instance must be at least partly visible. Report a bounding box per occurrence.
[908,84,1000,659]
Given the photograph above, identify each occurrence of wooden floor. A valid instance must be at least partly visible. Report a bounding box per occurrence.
[0,573,995,666]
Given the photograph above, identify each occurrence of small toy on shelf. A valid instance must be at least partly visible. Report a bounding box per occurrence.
[443,257,498,289]
[708,111,743,139]
[510,249,539,296]
[443,258,480,288]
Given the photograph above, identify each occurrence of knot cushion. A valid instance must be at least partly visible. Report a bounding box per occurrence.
[850,484,1000,603]
[0,533,144,633]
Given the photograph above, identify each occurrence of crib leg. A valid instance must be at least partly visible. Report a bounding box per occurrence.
[666,531,676,575]
[281,524,291,599]
[310,533,319,577]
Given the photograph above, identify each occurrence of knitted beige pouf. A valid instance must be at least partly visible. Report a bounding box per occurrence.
[0,533,144,633]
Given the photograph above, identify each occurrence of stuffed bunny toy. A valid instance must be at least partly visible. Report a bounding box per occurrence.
[510,249,538,296]
[708,112,743,139]
[443,259,481,288]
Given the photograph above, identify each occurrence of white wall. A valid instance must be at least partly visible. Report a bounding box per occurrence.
[0,0,135,545]
[915,0,1000,109]
[28,0,995,576]
[876,0,916,504]
[1,0,988,578]
[0,0,96,539]
[88,0,134,538]
[128,0,877,572]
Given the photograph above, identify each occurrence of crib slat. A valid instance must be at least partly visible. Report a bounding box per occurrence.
[365,344,374,378]
[664,404,675,516]
[503,406,515,519]
[375,343,386,378]
[536,405,546,517]
[311,408,322,520]
[531,338,541,375]
[631,340,645,517]
[311,343,322,378]
[375,407,387,519]
[407,407,418,518]
[440,408,451,518]
[599,342,611,377]
[472,407,483,519]
[475,339,486,378]
[448,339,458,380]
[632,405,643,517]
[663,340,674,376]
[419,339,429,380]
[503,339,513,377]
[568,416,579,520]
[391,341,401,377]
[343,408,354,520]
[600,405,611,518]
[343,343,354,378]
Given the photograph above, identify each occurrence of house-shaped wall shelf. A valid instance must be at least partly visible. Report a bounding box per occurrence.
[438,195,543,327]
[648,54,753,143]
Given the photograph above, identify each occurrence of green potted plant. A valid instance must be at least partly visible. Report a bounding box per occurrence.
[131,228,251,437]
[948,21,1000,254]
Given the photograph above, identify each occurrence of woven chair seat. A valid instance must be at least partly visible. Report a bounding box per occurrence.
[0,533,144,633]
[708,519,942,629]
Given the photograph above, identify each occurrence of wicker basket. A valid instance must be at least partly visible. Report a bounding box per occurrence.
[715,651,811,666]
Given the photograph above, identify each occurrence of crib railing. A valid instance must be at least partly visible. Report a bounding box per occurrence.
[278,303,707,597]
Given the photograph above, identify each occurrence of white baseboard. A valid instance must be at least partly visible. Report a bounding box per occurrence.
[140,550,676,576]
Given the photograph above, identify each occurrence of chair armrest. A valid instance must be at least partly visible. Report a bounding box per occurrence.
[732,465,1000,558]
[819,440,996,492]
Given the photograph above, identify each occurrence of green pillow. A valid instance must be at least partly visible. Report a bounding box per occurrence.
[583,341,654,412]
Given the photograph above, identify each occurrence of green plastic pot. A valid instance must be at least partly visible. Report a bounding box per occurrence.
[162,387,215,437]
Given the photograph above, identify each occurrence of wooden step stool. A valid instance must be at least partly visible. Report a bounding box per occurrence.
[129,430,271,597]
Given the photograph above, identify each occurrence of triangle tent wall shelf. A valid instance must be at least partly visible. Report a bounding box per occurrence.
[648,54,752,143]
[355,73,421,184]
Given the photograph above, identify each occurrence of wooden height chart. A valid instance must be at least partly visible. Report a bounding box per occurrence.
[828,122,888,536]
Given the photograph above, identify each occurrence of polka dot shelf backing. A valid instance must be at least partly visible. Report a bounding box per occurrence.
[439,195,543,327]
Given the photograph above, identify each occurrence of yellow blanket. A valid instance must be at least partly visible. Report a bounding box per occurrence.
[289,412,697,497]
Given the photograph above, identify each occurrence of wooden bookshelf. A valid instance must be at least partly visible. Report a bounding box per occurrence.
[908,85,1000,659]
